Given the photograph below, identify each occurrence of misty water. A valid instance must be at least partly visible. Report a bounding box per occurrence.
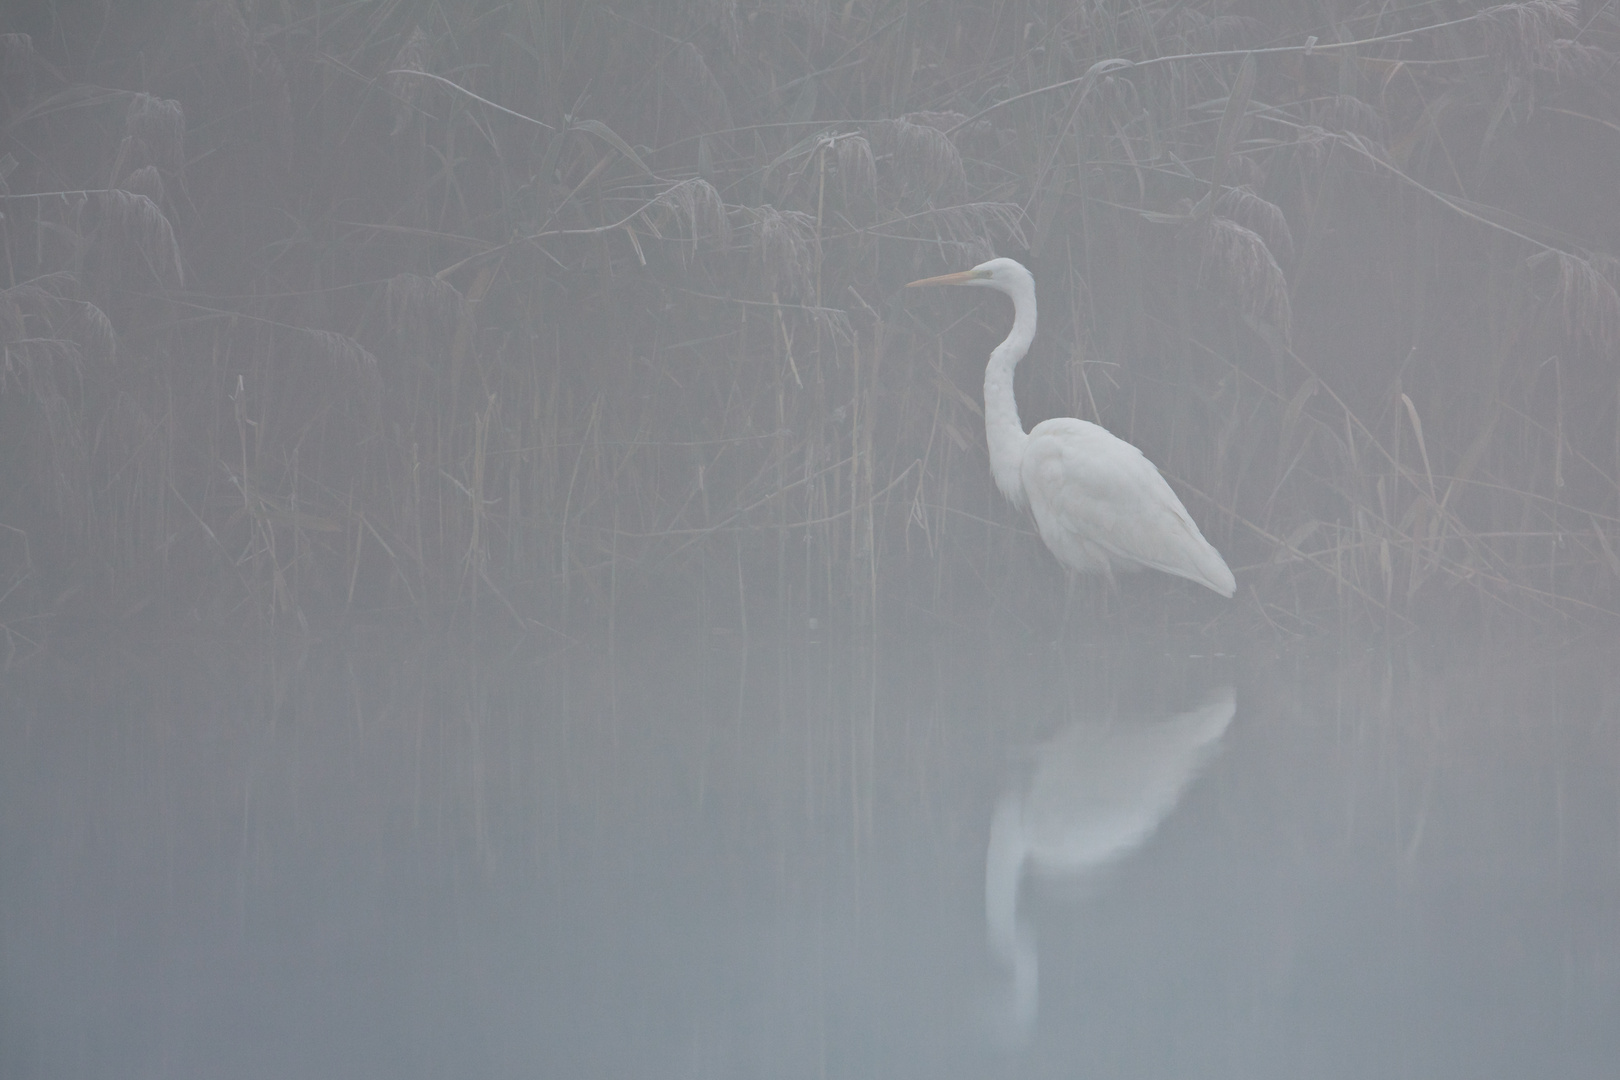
[3,612,1617,1079]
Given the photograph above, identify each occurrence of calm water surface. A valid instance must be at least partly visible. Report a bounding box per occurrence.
[2,612,1617,1078]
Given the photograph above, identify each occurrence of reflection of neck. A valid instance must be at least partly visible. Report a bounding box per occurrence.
[985,792,1025,964]
[986,791,1038,1044]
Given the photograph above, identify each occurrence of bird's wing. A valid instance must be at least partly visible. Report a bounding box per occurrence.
[1023,419,1235,595]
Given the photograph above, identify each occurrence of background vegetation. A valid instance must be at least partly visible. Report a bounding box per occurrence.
[3,0,1620,647]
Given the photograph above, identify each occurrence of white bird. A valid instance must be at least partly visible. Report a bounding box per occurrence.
[907,257,1235,596]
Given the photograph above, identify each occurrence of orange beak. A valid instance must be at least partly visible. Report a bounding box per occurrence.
[905,269,983,288]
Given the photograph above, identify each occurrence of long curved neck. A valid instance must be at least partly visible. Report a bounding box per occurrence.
[984,287,1035,509]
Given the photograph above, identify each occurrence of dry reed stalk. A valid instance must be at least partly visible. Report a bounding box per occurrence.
[3,0,1617,631]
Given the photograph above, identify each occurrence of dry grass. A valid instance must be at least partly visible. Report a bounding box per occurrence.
[0,0,1617,637]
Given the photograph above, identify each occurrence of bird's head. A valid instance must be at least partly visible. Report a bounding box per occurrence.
[906,257,1033,298]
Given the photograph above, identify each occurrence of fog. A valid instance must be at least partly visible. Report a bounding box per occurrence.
[5,625,1618,1077]
[3,2,1620,1077]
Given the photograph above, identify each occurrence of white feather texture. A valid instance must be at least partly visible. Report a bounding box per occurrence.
[908,257,1235,596]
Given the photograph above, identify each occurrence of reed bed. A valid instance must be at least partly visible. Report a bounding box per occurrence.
[2,1,1619,643]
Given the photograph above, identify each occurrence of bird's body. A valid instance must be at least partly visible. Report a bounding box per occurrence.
[908,257,1235,596]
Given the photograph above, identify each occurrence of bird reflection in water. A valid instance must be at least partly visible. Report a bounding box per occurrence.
[984,687,1236,1044]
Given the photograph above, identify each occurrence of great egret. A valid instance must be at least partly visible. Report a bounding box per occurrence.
[907,258,1236,596]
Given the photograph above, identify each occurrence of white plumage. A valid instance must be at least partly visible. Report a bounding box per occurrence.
[908,257,1235,596]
